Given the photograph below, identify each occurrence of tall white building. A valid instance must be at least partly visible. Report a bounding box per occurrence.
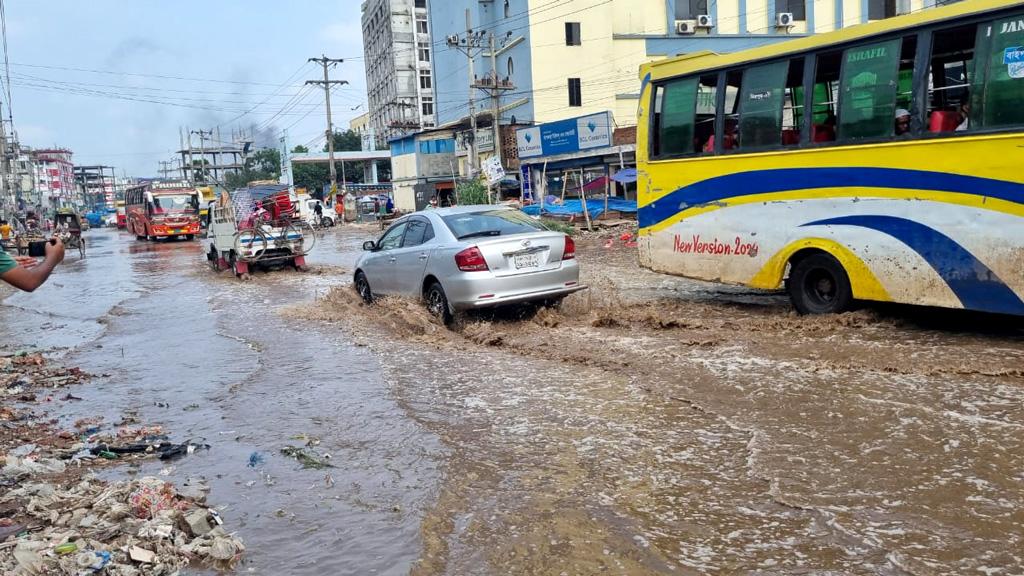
[361,0,436,147]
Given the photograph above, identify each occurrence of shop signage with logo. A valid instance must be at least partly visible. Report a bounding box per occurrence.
[515,111,613,159]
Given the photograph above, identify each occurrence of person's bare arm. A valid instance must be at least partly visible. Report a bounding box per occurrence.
[1,239,65,292]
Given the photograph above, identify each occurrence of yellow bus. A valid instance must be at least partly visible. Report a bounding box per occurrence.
[637,0,1024,316]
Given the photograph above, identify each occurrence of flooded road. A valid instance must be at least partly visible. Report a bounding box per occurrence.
[2,228,444,575]
[3,226,1023,575]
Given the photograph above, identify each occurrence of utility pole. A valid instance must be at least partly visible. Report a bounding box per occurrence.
[191,129,212,184]
[306,56,348,206]
[447,10,484,177]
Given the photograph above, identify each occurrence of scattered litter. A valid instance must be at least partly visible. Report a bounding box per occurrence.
[60,393,83,401]
[248,451,265,468]
[129,545,156,564]
[280,445,334,469]
[1,476,244,573]
[158,441,210,461]
[182,403,201,411]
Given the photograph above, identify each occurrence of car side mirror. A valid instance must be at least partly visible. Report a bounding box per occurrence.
[362,240,377,251]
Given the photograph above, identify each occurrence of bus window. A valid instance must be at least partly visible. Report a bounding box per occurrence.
[810,51,842,142]
[652,76,698,158]
[971,12,1024,129]
[896,36,917,115]
[781,59,805,146]
[838,38,902,140]
[738,60,790,149]
[927,25,975,133]
[696,74,719,154]
[719,71,741,151]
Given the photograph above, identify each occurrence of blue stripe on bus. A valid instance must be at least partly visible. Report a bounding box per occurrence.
[802,215,1024,315]
[638,167,1024,229]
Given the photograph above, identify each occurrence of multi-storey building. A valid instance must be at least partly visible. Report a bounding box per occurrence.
[361,0,437,147]
[429,0,945,132]
[31,149,77,211]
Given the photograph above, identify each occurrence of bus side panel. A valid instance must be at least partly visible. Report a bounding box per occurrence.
[638,135,1024,315]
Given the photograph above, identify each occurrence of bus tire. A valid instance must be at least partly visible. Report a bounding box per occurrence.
[788,252,853,315]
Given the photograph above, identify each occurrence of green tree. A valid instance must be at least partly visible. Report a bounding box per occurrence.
[457,179,488,205]
[291,130,393,197]
[224,148,281,189]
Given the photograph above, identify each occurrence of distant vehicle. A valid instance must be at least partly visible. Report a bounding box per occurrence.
[125,182,201,241]
[293,193,335,227]
[636,0,1024,316]
[354,205,585,324]
[54,210,85,257]
[115,200,127,229]
[206,184,315,279]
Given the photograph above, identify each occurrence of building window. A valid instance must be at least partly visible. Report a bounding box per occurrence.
[568,78,582,107]
[676,0,709,19]
[868,0,896,20]
[422,98,434,116]
[507,56,514,76]
[415,0,426,8]
[416,18,428,34]
[565,22,581,46]
[420,71,432,90]
[778,0,806,21]
[418,42,430,62]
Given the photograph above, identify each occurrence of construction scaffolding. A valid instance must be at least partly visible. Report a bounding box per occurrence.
[73,165,118,210]
[177,127,253,185]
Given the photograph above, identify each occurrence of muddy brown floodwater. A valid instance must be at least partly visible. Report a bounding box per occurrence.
[4,226,1023,575]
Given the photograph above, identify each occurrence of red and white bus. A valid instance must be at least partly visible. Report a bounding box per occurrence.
[125,181,201,241]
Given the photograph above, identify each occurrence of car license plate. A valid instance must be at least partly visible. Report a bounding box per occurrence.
[174,229,182,234]
[514,252,540,270]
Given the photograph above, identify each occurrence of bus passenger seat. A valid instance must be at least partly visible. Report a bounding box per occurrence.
[812,124,835,142]
[782,129,800,145]
[929,110,959,133]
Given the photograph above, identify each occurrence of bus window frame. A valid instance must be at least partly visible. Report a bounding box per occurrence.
[644,4,1024,163]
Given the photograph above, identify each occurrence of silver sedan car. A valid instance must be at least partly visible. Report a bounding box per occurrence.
[354,205,586,323]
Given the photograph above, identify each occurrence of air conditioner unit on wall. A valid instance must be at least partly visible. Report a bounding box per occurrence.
[696,14,714,29]
[675,20,697,35]
[775,12,795,28]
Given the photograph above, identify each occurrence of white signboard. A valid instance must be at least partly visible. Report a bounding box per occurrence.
[456,129,495,156]
[482,156,506,185]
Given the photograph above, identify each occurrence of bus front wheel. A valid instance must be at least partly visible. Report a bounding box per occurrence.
[788,252,853,315]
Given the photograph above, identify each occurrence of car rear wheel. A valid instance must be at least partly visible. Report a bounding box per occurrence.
[354,271,373,303]
[425,282,454,325]
[788,252,853,315]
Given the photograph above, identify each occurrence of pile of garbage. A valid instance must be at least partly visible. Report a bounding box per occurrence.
[1,352,89,400]
[1,350,245,574]
[1,475,244,575]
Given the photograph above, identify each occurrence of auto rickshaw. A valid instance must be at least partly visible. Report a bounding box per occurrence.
[54,210,85,257]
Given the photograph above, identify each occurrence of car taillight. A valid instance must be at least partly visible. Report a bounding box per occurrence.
[455,246,488,271]
[562,235,575,260]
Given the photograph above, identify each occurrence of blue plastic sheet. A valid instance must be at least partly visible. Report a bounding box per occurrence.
[521,198,638,220]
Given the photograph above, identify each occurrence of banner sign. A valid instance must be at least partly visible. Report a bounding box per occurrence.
[516,111,613,159]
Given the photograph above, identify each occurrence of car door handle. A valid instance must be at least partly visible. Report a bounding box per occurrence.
[418,253,428,261]
[388,257,397,263]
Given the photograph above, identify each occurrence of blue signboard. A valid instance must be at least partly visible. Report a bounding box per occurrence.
[516,111,613,160]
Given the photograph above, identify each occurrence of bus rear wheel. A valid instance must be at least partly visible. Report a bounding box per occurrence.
[788,252,853,315]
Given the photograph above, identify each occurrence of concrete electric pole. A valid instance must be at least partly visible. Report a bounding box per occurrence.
[306,56,348,205]
[191,129,212,184]
[446,10,484,176]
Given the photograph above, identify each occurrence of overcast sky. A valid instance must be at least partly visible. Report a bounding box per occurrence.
[5,0,368,177]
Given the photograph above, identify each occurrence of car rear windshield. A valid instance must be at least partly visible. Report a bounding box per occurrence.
[442,210,546,240]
